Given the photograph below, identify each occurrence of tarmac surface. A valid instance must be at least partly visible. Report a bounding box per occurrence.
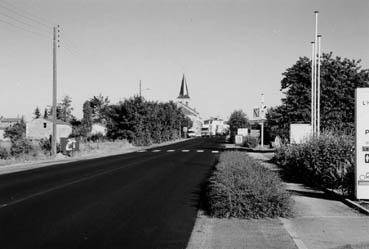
[0,137,220,249]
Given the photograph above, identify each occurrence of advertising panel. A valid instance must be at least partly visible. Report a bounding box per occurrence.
[356,88,369,199]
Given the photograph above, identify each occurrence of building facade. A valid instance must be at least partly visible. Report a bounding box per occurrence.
[26,118,72,143]
[175,74,203,136]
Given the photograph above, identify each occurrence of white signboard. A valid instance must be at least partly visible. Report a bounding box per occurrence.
[235,135,244,145]
[253,108,260,119]
[356,88,369,199]
[290,124,311,144]
[237,128,248,136]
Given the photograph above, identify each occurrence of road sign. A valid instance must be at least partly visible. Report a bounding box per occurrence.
[253,108,260,119]
[356,88,369,199]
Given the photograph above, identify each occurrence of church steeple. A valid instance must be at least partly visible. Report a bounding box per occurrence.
[178,74,190,99]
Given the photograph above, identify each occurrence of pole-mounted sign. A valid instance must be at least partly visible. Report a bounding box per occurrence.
[356,88,369,199]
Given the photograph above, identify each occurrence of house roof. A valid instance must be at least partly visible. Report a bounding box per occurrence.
[0,118,21,123]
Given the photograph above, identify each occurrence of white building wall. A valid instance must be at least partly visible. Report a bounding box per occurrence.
[26,119,72,143]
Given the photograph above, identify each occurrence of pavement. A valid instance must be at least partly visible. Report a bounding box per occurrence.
[248,152,369,249]
[0,137,221,249]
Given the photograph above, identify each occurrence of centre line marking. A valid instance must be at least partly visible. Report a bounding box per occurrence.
[167,150,175,152]
[152,150,161,152]
[137,150,146,153]
[212,150,219,153]
[196,150,204,152]
[182,150,190,152]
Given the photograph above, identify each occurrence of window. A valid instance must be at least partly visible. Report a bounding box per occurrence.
[43,123,47,128]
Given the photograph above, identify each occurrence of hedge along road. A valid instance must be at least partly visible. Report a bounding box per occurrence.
[0,137,220,249]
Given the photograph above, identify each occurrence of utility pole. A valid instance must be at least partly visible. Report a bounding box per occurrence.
[139,80,142,98]
[51,25,60,156]
[260,93,264,148]
[317,35,322,136]
[311,41,315,135]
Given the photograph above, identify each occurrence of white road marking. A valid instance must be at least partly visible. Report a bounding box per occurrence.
[182,150,190,152]
[196,150,204,152]
[152,150,161,152]
[279,218,309,249]
[211,150,219,153]
[137,150,146,152]
[167,150,175,152]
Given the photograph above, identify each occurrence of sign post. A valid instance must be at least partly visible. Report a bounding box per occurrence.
[356,88,369,200]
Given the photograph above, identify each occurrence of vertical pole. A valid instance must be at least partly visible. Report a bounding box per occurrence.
[51,26,57,156]
[260,93,264,148]
[314,11,319,135]
[311,41,315,135]
[317,35,322,136]
[139,80,142,98]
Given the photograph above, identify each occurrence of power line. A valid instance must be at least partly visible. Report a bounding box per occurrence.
[0,17,49,38]
[0,0,54,29]
[0,10,50,35]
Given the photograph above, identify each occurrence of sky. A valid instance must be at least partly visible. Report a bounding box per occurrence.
[0,0,368,121]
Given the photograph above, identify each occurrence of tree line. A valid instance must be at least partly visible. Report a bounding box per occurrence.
[33,95,192,146]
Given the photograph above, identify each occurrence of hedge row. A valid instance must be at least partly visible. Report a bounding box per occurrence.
[273,132,355,195]
[207,151,292,218]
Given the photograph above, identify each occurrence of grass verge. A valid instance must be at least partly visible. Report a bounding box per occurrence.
[206,151,292,219]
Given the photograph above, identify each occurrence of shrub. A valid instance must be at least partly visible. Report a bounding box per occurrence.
[242,136,259,148]
[10,139,34,157]
[39,138,51,153]
[273,132,354,195]
[0,147,9,159]
[207,151,291,219]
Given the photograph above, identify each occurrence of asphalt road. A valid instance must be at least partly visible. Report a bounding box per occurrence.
[0,137,221,249]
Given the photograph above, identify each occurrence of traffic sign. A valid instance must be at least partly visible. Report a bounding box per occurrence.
[253,108,260,119]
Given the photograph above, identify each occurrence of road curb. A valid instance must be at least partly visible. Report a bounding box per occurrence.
[323,189,369,216]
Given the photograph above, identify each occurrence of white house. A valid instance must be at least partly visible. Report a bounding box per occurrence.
[202,118,229,136]
[26,118,72,142]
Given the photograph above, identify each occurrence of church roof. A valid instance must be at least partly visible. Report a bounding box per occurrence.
[178,74,190,99]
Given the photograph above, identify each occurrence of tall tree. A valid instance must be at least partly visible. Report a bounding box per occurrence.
[58,95,74,122]
[228,110,249,137]
[89,94,110,124]
[33,107,41,119]
[267,52,369,138]
[43,108,48,119]
[81,100,93,134]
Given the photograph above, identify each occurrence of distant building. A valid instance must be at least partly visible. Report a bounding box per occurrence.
[202,117,229,136]
[175,74,203,136]
[0,117,22,141]
[26,118,72,143]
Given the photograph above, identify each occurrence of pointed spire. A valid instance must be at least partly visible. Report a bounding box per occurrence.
[178,74,190,99]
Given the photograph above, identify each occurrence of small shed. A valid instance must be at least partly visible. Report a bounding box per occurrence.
[26,118,72,143]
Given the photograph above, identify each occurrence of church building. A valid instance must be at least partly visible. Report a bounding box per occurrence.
[176,74,203,136]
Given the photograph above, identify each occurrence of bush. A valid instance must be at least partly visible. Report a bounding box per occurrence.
[242,136,259,148]
[207,151,291,219]
[0,147,9,159]
[273,132,354,195]
[10,139,34,157]
[39,138,51,153]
